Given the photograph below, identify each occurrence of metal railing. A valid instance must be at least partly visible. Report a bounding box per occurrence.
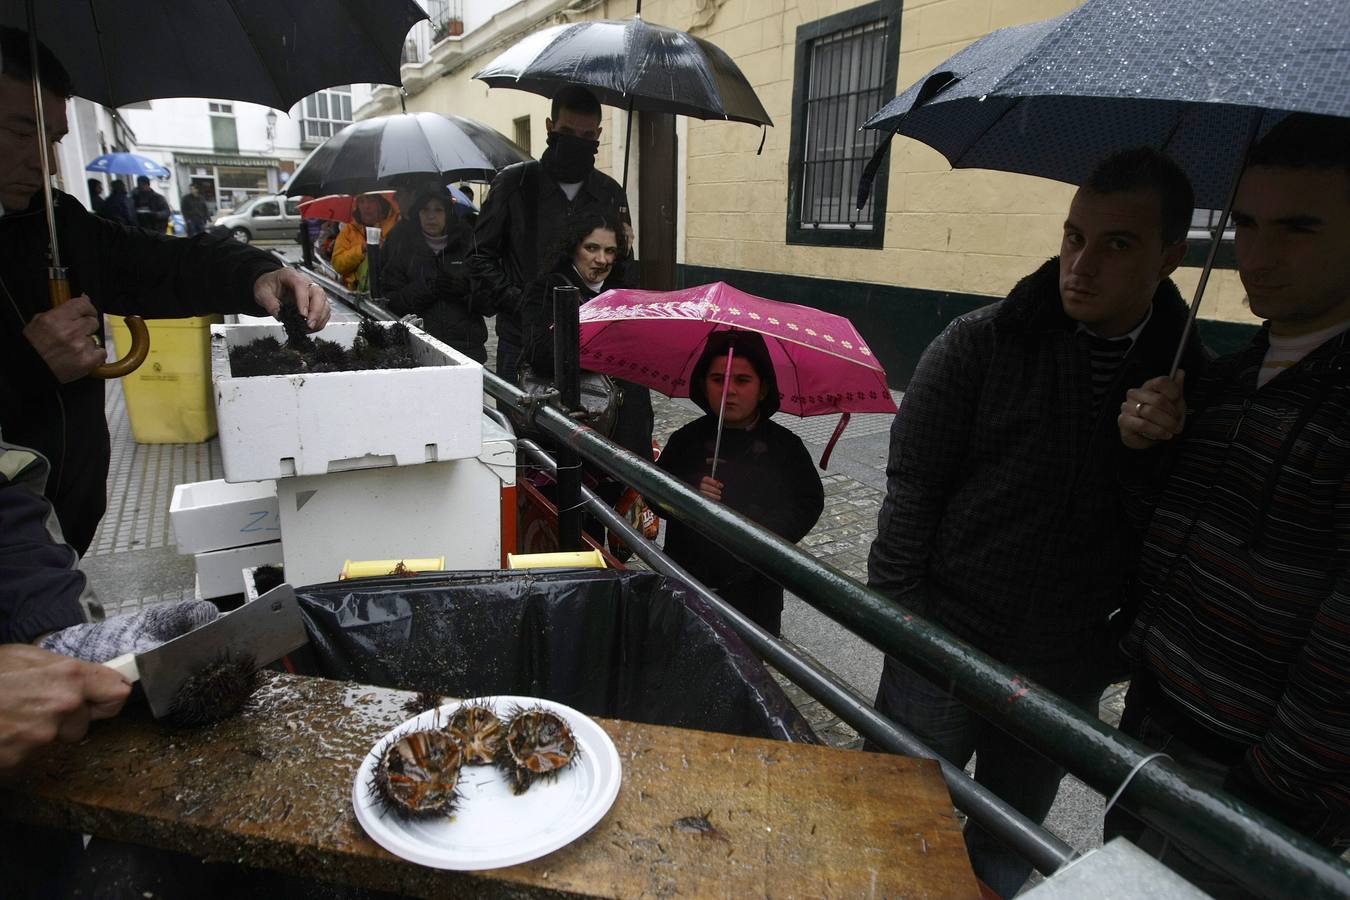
[311,269,1350,898]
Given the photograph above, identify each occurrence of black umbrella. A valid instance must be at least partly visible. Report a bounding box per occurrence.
[285,112,532,198]
[5,0,427,378]
[473,15,771,127]
[473,13,771,186]
[0,0,427,109]
[857,0,1350,373]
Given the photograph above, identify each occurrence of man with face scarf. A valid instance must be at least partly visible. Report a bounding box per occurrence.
[471,85,633,387]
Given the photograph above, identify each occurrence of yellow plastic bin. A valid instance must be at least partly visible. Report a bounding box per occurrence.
[108,314,221,444]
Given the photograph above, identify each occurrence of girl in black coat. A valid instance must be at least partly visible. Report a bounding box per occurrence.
[656,331,825,636]
[381,186,487,363]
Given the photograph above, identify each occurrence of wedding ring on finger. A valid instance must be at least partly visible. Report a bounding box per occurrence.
[1135,400,1146,416]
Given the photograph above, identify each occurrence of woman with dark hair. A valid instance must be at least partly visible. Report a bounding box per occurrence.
[381,185,486,362]
[519,211,628,374]
[655,330,824,636]
[520,211,654,461]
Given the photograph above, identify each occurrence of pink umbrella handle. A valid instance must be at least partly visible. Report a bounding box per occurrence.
[709,346,735,482]
[818,413,851,471]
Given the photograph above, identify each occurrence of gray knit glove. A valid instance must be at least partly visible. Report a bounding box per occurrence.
[39,601,219,664]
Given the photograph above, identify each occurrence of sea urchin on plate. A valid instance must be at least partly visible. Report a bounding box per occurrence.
[497,705,580,795]
[371,729,463,819]
[447,701,504,766]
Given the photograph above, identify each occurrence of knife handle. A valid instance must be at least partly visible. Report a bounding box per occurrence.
[103,653,141,683]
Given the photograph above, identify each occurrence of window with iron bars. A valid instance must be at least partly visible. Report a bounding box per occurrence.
[300,86,353,147]
[786,2,900,248]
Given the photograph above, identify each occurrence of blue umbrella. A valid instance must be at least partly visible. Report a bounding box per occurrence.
[84,152,169,179]
[856,0,1350,369]
[447,182,478,213]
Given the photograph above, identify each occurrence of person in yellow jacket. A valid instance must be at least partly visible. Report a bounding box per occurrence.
[332,193,399,290]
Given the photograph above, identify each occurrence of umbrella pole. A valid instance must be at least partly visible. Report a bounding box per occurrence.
[1168,116,1262,378]
[553,283,585,550]
[621,100,635,192]
[26,4,150,379]
[709,346,735,481]
[26,5,61,274]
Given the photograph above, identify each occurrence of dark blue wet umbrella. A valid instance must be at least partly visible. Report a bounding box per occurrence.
[84,152,169,180]
[856,0,1350,369]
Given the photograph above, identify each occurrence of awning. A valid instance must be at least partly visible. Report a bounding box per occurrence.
[175,153,280,168]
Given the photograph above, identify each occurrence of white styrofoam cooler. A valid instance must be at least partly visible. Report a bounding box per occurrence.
[195,541,283,599]
[275,415,515,587]
[211,321,483,483]
[169,478,279,553]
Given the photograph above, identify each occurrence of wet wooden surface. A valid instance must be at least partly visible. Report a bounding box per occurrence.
[1,673,978,898]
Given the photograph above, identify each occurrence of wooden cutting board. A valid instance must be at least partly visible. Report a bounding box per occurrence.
[1,672,979,898]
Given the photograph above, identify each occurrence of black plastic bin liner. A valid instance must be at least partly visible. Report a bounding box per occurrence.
[293,568,818,744]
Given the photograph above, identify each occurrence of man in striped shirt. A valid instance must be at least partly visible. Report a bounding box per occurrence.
[1117,113,1350,893]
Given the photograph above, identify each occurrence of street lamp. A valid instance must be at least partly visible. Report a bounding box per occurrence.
[265,108,278,149]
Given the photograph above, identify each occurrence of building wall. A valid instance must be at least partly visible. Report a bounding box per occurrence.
[365,0,1257,383]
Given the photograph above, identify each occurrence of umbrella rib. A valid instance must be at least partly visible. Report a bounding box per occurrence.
[944,97,1025,170]
[222,0,289,107]
[82,0,121,106]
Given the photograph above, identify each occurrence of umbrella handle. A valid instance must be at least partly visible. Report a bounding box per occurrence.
[49,270,151,379]
[709,346,734,481]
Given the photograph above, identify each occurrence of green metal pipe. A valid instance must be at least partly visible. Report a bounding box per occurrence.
[485,371,1350,899]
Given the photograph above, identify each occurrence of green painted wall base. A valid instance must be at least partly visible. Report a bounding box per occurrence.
[677,263,1259,388]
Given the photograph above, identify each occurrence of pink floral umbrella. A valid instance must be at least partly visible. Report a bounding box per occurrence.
[578,282,897,466]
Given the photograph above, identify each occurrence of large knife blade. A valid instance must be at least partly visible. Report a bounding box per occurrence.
[104,584,308,719]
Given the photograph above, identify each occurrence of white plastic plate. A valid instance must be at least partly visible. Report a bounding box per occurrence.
[352,695,622,870]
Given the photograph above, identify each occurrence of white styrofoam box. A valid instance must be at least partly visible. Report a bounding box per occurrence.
[225,313,279,326]
[211,321,483,483]
[276,455,501,587]
[195,541,283,599]
[170,478,279,553]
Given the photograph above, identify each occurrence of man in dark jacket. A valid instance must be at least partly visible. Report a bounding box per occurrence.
[131,173,169,233]
[99,179,136,226]
[180,182,210,236]
[866,148,1206,897]
[0,29,330,555]
[471,85,632,386]
[1114,114,1350,891]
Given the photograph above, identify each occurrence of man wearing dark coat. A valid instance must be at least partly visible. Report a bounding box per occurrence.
[865,148,1208,897]
[0,28,329,556]
[471,85,631,386]
[98,179,136,226]
[180,182,210,236]
[130,173,169,232]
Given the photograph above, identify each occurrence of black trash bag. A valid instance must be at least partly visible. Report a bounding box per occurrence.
[293,569,818,744]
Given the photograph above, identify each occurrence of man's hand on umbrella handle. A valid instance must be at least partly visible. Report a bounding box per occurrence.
[698,476,723,503]
[253,268,331,331]
[23,295,105,383]
[1119,371,1186,450]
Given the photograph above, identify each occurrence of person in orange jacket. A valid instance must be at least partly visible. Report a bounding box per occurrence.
[332,193,399,290]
